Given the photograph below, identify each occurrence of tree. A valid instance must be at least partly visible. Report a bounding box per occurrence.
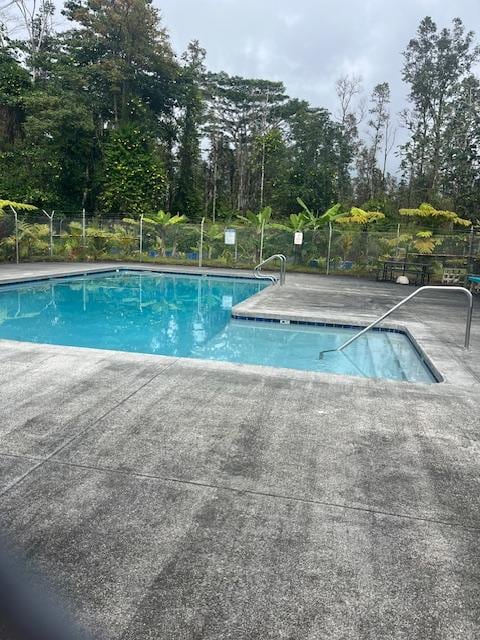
[366,82,391,199]
[271,213,307,234]
[20,91,97,207]
[335,74,365,200]
[173,40,206,219]
[236,206,272,261]
[255,127,288,211]
[4,0,54,82]
[336,207,385,229]
[0,12,103,207]
[3,6,480,230]
[62,0,177,126]
[236,205,272,232]
[141,210,187,256]
[100,125,167,215]
[443,76,480,217]
[277,101,353,214]
[399,202,471,254]
[204,72,288,213]
[336,207,386,259]
[296,199,345,229]
[355,83,396,206]
[0,43,31,148]
[399,202,471,228]
[335,74,365,134]
[401,17,480,203]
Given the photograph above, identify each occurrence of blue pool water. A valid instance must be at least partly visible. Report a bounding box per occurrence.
[0,270,436,383]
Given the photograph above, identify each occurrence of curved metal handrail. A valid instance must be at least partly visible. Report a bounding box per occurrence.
[333,286,473,354]
[254,254,286,285]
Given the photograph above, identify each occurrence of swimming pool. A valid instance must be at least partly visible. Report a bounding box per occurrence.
[0,270,436,383]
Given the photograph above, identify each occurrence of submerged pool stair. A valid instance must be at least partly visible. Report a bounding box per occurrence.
[337,286,473,351]
[319,285,473,360]
[384,332,408,382]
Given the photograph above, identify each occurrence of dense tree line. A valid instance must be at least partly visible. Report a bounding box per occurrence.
[1,2,480,223]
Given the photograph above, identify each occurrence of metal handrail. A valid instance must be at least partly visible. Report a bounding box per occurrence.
[334,286,473,353]
[254,254,287,285]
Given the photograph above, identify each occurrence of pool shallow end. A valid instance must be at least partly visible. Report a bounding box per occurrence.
[0,267,452,384]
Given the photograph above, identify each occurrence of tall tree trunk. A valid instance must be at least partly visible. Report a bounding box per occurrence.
[429,95,445,198]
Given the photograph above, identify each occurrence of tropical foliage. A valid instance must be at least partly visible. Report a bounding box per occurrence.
[0,200,37,214]
[398,202,472,255]
[399,203,472,228]
[336,207,385,228]
[2,7,480,224]
[0,206,476,275]
[236,206,272,232]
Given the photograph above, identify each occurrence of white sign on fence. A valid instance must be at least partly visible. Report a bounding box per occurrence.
[224,228,236,245]
[294,232,304,246]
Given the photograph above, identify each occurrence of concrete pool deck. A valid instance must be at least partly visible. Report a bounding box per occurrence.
[0,262,479,639]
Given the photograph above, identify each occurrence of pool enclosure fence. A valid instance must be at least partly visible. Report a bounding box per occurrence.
[0,210,479,277]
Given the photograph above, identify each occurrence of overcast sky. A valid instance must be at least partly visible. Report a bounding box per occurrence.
[158,0,480,139]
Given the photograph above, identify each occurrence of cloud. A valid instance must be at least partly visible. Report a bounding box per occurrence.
[278,13,302,29]
[158,0,480,169]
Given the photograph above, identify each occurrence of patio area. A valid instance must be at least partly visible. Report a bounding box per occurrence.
[0,263,479,639]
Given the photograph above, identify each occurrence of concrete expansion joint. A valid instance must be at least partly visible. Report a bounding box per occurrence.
[35,458,480,534]
[0,359,180,499]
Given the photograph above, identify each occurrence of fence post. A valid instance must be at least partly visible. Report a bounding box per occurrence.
[395,223,401,257]
[11,206,19,264]
[139,214,144,262]
[82,208,86,250]
[260,221,265,263]
[50,210,54,257]
[326,222,333,275]
[199,217,205,267]
[43,209,54,257]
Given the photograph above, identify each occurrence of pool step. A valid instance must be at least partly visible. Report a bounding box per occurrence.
[384,332,408,381]
[360,331,408,382]
[364,332,379,379]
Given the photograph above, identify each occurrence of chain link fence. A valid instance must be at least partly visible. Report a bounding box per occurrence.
[1,211,479,280]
